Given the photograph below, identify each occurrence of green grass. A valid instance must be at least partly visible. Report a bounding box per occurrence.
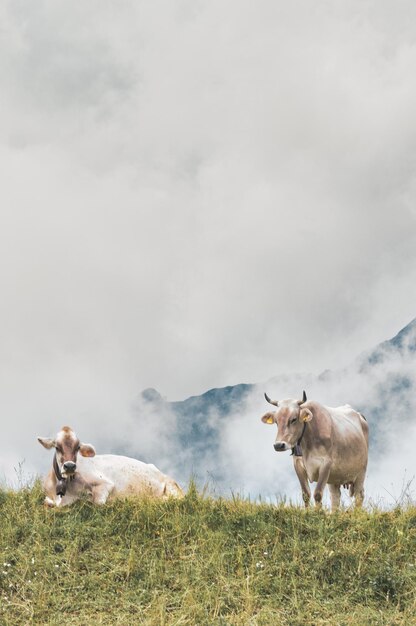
[1,482,416,625]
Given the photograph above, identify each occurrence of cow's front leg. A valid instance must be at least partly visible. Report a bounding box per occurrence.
[91,480,114,505]
[292,456,311,507]
[314,462,332,508]
[44,492,79,507]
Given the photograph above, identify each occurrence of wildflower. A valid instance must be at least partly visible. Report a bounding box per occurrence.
[31,558,35,564]
[55,564,59,569]
[2,571,8,576]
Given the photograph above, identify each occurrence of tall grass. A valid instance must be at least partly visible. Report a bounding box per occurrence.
[1,482,415,625]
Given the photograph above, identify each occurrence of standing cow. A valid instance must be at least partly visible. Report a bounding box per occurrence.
[261,391,368,510]
[38,426,183,507]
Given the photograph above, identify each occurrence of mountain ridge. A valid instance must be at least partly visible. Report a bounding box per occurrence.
[142,318,416,409]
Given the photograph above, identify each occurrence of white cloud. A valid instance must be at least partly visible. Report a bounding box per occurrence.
[1,1,416,488]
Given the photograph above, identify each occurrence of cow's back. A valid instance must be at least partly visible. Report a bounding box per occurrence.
[330,405,368,441]
[77,454,183,499]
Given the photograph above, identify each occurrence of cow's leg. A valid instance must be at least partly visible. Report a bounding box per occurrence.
[314,462,331,508]
[352,473,365,508]
[292,456,311,507]
[91,480,114,505]
[43,474,57,507]
[328,484,341,511]
[44,492,79,507]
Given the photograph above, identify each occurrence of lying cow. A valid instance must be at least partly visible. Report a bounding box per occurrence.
[261,391,369,510]
[38,426,183,507]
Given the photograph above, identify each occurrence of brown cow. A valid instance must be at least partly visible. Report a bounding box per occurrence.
[261,391,369,510]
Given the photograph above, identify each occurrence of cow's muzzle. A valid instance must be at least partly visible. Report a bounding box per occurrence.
[273,442,288,452]
[63,461,76,474]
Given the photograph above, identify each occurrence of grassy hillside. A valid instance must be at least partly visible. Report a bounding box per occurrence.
[0,484,415,625]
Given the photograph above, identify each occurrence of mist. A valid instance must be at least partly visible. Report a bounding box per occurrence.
[84,322,416,510]
[1,2,416,502]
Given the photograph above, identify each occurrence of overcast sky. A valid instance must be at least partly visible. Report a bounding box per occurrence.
[1,1,416,482]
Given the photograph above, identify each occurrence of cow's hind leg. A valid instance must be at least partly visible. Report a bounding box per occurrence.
[328,484,341,511]
[292,456,311,507]
[352,473,365,508]
[91,480,114,505]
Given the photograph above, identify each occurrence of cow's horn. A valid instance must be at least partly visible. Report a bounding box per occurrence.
[298,390,307,406]
[264,392,279,406]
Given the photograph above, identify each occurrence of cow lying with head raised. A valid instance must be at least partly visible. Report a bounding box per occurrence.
[261,391,369,510]
[38,426,183,507]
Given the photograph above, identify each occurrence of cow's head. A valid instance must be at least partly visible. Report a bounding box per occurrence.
[261,391,312,451]
[38,426,96,477]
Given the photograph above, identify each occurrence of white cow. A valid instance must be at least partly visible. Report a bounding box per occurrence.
[38,426,183,507]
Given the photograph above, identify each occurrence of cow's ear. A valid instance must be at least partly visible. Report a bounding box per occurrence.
[300,408,313,422]
[79,443,96,458]
[261,412,275,425]
[37,437,55,449]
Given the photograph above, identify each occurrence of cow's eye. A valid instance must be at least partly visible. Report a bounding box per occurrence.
[290,418,298,425]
